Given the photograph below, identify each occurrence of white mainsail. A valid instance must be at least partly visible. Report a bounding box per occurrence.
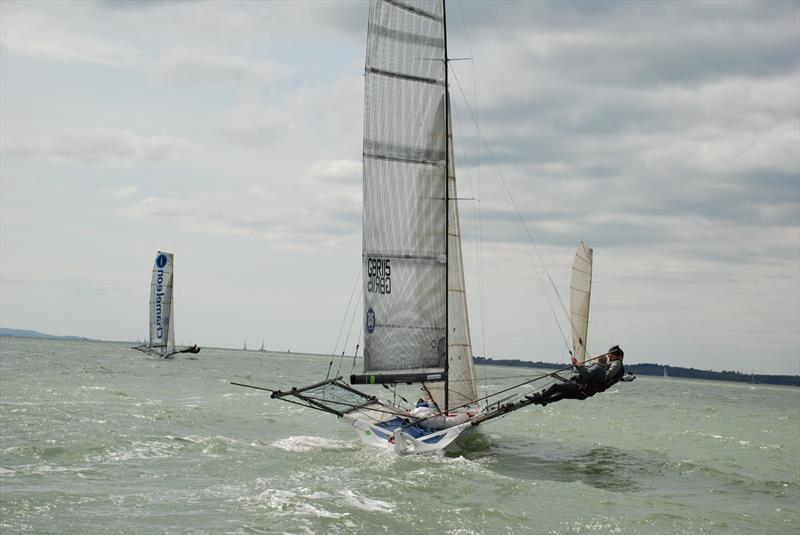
[359,0,449,383]
[569,242,593,359]
[148,251,176,357]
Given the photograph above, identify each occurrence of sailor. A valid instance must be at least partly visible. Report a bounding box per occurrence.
[602,345,625,390]
[526,354,609,406]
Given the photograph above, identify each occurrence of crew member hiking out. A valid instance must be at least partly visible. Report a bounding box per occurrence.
[526,345,625,406]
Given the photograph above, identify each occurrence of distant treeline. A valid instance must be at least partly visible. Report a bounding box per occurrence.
[0,328,88,341]
[474,356,799,387]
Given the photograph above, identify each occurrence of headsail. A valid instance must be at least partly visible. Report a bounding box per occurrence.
[425,106,478,410]
[149,251,175,357]
[569,242,593,359]
[355,0,449,384]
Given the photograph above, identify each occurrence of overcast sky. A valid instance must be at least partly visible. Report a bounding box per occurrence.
[1,0,798,375]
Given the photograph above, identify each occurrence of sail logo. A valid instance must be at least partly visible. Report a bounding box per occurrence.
[367,257,391,294]
[366,308,376,333]
[154,263,167,340]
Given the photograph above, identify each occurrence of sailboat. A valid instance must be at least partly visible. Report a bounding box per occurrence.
[258,341,266,352]
[663,366,669,378]
[132,251,200,358]
[570,242,593,360]
[246,0,567,454]
[243,342,248,351]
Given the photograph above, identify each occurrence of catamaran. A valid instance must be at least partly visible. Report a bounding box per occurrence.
[132,251,200,358]
[236,0,609,454]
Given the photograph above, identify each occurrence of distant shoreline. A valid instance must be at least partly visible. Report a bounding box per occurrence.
[474,356,800,387]
[2,327,797,386]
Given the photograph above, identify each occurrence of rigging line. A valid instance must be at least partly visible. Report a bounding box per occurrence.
[454,0,489,406]
[475,372,569,381]
[592,261,617,348]
[399,352,608,431]
[351,328,363,375]
[335,283,363,378]
[331,272,360,358]
[448,68,572,354]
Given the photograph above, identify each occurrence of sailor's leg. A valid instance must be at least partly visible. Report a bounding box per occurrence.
[527,382,583,405]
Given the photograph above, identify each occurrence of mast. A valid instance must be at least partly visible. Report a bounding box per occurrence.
[443,0,450,412]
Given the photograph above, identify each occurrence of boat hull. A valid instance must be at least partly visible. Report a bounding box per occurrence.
[345,413,478,454]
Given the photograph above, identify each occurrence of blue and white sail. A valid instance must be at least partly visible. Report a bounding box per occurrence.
[149,251,175,356]
[133,251,181,358]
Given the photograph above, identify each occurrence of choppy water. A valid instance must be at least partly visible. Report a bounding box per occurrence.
[1,337,798,534]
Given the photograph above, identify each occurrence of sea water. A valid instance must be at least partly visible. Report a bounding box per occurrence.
[1,337,798,534]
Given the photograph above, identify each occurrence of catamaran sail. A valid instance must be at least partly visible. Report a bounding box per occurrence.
[426,110,478,412]
[570,242,593,359]
[351,0,449,388]
[132,251,199,358]
[254,0,567,454]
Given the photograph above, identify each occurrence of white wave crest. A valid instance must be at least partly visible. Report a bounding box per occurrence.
[336,489,395,513]
[271,436,358,452]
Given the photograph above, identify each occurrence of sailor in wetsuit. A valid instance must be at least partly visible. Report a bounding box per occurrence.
[527,345,626,406]
[603,345,625,387]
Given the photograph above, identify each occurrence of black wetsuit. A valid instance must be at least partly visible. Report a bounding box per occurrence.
[531,363,607,405]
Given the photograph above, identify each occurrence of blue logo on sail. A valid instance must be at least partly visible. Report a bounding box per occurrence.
[366,308,376,333]
[156,254,168,268]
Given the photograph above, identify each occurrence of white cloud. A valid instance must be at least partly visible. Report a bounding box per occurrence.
[2,128,193,166]
[219,104,300,147]
[0,10,142,66]
[305,159,361,182]
[109,185,138,199]
[156,49,293,87]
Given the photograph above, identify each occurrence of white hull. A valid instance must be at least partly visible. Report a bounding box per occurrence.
[344,410,481,454]
[348,417,477,454]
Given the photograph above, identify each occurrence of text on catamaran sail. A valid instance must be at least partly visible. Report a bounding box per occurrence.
[155,268,166,339]
[367,257,391,294]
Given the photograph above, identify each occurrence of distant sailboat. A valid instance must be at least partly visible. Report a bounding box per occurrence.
[132,251,200,358]
[243,342,248,351]
[258,341,266,352]
[663,366,669,378]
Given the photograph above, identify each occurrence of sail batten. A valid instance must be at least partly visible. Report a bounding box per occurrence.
[383,0,442,21]
[366,65,444,82]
